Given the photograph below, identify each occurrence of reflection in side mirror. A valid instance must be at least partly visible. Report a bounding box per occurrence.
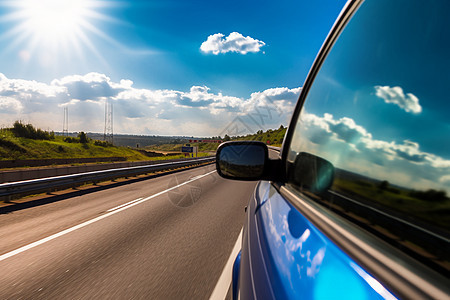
[290,152,335,193]
[216,141,268,181]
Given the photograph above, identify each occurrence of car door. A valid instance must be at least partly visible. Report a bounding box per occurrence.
[239,0,450,298]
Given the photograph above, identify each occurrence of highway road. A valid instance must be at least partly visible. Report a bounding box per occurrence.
[0,163,257,299]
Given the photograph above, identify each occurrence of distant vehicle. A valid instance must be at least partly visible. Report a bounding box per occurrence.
[216,0,450,298]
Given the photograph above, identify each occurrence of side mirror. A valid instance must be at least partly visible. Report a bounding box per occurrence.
[216,141,268,181]
[288,152,335,193]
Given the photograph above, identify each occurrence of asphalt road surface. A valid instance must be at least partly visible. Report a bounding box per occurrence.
[0,163,257,299]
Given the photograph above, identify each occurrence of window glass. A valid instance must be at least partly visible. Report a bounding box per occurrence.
[287,0,450,274]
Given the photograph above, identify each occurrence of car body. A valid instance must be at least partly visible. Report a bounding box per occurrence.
[216,0,450,299]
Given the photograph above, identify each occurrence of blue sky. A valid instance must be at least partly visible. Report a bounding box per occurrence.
[0,0,346,136]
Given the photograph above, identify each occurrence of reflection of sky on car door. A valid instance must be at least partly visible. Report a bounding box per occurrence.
[258,185,395,299]
[306,0,450,157]
[290,0,450,193]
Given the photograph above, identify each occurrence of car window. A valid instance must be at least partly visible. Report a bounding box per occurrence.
[286,0,449,275]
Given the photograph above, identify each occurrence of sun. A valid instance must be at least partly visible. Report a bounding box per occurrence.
[0,0,114,63]
[19,0,91,42]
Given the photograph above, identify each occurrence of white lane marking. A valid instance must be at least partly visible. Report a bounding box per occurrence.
[0,170,216,262]
[209,228,243,300]
[107,198,143,212]
[190,175,204,181]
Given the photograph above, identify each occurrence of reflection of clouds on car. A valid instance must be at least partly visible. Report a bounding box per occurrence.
[294,111,450,193]
[259,185,390,299]
[374,85,422,114]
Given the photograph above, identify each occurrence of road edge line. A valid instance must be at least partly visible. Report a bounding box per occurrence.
[209,228,243,300]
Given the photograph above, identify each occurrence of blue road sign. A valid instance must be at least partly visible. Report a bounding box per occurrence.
[181,146,193,153]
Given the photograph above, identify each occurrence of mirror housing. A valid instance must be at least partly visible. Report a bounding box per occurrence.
[216,141,283,181]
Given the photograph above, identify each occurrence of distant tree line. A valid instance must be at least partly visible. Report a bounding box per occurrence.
[6,122,113,149]
[378,180,449,202]
[410,189,449,202]
[231,124,286,144]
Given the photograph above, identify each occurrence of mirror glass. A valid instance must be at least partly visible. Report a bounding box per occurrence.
[289,152,335,193]
[218,144,266,179]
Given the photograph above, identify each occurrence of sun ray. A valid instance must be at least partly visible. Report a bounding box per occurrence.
[0,0,121,68]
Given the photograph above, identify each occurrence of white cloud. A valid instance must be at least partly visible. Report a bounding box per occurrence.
[307,248,325,278]
[200,32,265,55]
[0,72,298,136]
[374,85,422,114]
[299,111,450,192]
[302,112,448,167]
[0,73,68,114]
[0,96,23,113]
[248,87,301,105]
[329,116,371,144]
[238,87,300,117]
[301,113,371,147]
[52,73,128,101]
[440,175,450,184]
[0,73,66,99]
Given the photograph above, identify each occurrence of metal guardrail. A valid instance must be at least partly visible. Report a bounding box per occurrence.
[0,157,215,200]
[268,146,281,152]
[326,189,449,259]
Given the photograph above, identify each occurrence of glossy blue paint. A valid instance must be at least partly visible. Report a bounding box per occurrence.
[232,251,241,300]
[255,180,271,208]
[236,179,278,299]
[253,183,397,299]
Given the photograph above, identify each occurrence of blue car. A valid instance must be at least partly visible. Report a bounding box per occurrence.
[216,0,450,299]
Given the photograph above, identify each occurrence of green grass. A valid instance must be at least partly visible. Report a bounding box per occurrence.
[0,129,151,161]
[332,177,450,230]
